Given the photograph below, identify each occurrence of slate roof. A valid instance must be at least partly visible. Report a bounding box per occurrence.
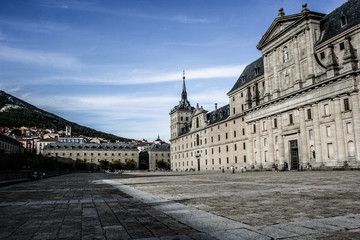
[148,143,170,152]
[316,0,360,45]
[44,142,138,151]
[207,104,230,125]
[228,57,264,94]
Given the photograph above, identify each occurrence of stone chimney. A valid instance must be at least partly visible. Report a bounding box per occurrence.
[215,103,218,110]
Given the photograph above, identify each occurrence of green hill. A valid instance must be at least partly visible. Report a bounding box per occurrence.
[0,90,133,142]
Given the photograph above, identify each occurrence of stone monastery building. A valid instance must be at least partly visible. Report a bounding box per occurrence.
[170,0,360,171]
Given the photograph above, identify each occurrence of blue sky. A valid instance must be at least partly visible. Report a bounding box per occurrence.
[0,0,347,142]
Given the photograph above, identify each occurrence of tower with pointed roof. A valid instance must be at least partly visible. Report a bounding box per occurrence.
[169,71,194,139]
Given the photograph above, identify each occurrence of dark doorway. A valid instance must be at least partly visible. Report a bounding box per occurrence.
[197,159,200,171]
[290,140,299,170]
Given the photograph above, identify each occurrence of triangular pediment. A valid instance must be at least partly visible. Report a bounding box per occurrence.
[192,107,207,117]
[257,13,303,50]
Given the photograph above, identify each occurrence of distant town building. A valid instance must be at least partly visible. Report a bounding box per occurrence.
[170,0,360,171]
[36,137,58,155]
[43,142,139,169]
[139,136,170,170]
[58,136,85,144]
[0,133,23,154]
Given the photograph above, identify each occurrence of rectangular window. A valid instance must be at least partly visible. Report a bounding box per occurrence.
[326,126,332,137]
[274,118,277,128]
[235,156,237,163]
[234,131,236,138]
[233,108,236,114]
[226,145,229,152]
[253,124,256,133]
[242,128,245,135]
[243,142,246,150]
[309,129,313,139]
[327,143,333,158]
[263,121,266,130]
[218,135,220,141]
[344,98,350,111]
[219,147,221,153]
[289,114,294,124]
[219,158,221,164]
[346,122,352,134]
[307,109,312,120]
[226,133,228,139]
[227,157,229,164]
[320,52,325,59]
[244,155,247,163]
[339,42,345,51]
[324,104,330,116]
[235,144,237,151]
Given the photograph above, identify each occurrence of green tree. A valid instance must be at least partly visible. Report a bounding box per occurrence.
[156,160,170,170]
[99,160,109,170]
[125,159,136,170]
[75,159,86,170]
[110,159,124,170]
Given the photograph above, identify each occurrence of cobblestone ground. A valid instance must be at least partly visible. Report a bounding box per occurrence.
[0,171,359,239]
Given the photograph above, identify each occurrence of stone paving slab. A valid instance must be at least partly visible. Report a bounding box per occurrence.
[1,171,360,239]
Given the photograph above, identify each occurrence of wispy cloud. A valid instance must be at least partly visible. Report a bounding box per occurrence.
[37,1,212,24]
[41,65,245,85]
[0,19,69,34]
[0,46,83,69]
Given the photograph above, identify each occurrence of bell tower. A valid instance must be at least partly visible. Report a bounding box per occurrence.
[170,71,193,140]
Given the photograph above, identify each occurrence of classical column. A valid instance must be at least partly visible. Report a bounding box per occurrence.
[312,103,323,167]
[277,114,285,169]
[333,98,346,165]
[351,93,360,163]
[299,107,309,167]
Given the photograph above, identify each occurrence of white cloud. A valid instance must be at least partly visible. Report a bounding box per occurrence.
[0,46,83,69]
[41,64,245,85]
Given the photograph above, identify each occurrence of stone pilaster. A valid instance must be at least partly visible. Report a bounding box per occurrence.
[277,114,285,169]
[299,107,309,167]
[333,98,346,166]
[256,121,262,169]
[351,93,360,165]
[312,104,323,167]
[293,36,302,90]
[267,117,275,169]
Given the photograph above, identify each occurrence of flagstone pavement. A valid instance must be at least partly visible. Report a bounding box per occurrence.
[0,170,359,239]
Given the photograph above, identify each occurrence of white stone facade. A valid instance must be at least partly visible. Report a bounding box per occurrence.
[170,1,360,171]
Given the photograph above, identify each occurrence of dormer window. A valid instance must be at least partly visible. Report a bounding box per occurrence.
[254,67,260,75]
[241,75,246,83]
[340,15,347,27]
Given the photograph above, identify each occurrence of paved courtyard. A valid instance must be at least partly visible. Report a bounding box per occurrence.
[0,171,359,239]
